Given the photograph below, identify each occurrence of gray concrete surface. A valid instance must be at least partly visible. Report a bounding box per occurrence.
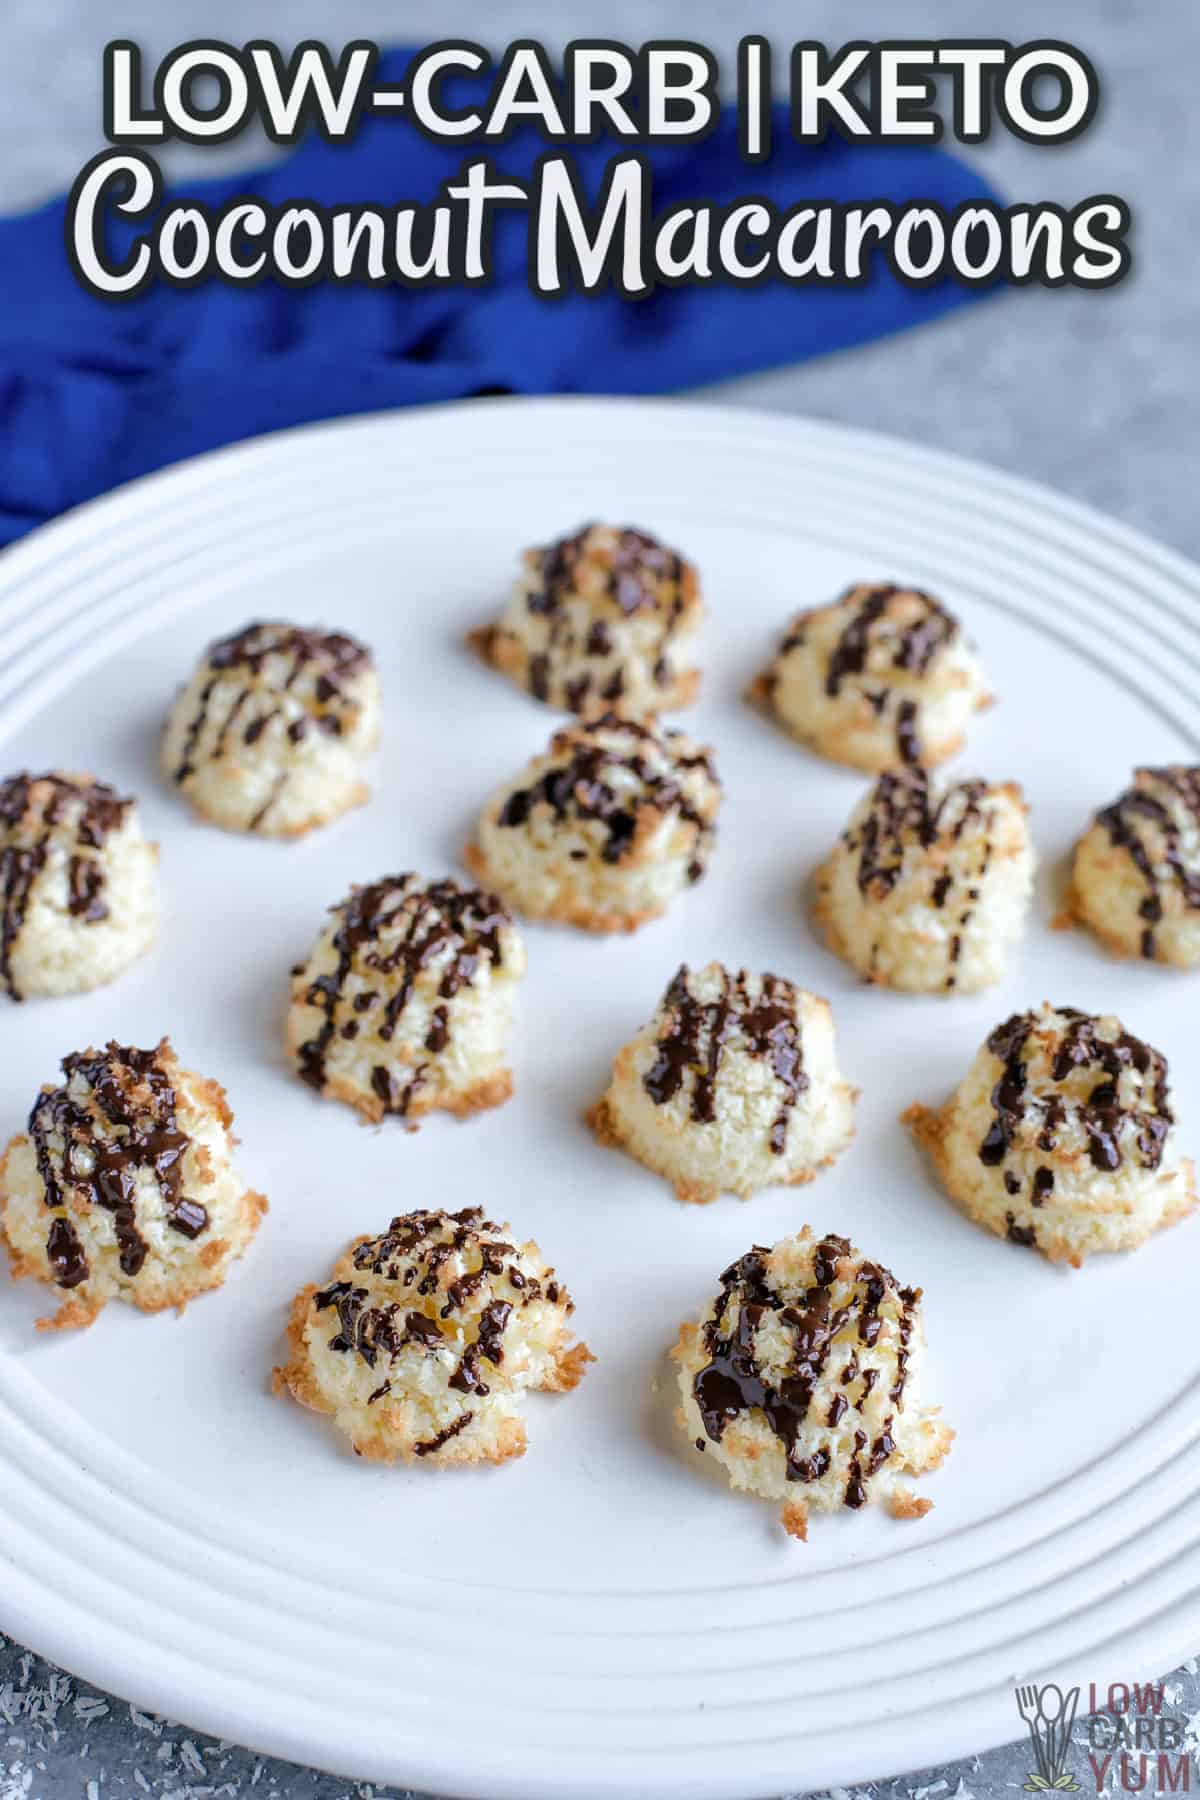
[1,3,1197,1797]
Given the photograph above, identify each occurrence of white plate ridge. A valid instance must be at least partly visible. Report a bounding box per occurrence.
[0,398,1197,1799]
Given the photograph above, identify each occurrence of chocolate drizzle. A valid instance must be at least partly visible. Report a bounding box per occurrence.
[521,525,692,711]
[643,966,809,1156]
[978,1007,1173,1221]
[171,622,372,824]
[313,1207,571,1456]
[825,588,894,695]
[895,700,921,767]
[46,1217,88,1288]
[824,583,956,696]
[314,1281,444,1369]
[295,876,510,1107]
[414,1413,474,1457]
[28,1041,209,1289]
[538,525,683,618]
[449,1299,512,1396]
[846,768,995,991]
[1093,767,1200,959]
[0,773,134,1002]
[692,1237,920,1507]
[776,582,960,765]
[852,769,987,899]
[844,1432,869,1509]
[496,714,718,870]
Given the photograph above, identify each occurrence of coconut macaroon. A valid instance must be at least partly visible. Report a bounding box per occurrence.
[0,771,158,1003]
[162,620,381,837]
[0,1039,266,1330]
[672,1229,952,1541]
[464,713,721,933]
[750,582,990,771]
[467,523,703,718]
[1069,766,1200,967]
[274,1206,592,1464]
[814,767,1034,994]
[588,962,856,1203]
[905,1004,1196,1266]
[286,874,525,1125]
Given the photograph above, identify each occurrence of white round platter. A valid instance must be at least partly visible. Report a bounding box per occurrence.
[0,398,1198,1800]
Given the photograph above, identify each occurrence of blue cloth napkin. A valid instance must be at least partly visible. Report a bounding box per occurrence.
[0,49,999,546]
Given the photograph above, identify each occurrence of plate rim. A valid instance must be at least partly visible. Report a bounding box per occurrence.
[1,395,1199,1799]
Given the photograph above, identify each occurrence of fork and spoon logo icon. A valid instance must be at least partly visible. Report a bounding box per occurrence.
[1016,1683,1082,1791]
